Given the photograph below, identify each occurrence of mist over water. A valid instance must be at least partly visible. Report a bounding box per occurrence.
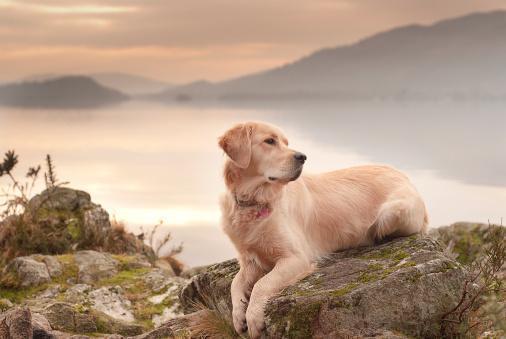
[1,101,505,266]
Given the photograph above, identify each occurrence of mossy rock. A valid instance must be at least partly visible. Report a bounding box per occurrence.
[429,222,504,265]
[180,236,467,338]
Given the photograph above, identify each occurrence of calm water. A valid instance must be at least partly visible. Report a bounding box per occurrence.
[1,101,505,266]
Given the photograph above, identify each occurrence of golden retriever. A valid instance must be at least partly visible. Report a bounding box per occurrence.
[218,121,427,338]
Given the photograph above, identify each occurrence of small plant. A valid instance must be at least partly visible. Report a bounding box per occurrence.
[440,223,506,337]
[0,150,66,218]
[140,220,183,258]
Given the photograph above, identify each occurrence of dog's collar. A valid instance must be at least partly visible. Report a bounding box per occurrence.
[234,194,261,208]
[233,194,272,219]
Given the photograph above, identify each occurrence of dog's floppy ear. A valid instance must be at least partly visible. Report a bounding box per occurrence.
[218,124,252,168]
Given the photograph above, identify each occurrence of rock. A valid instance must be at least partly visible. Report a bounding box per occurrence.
[74,313,97,333]
[83,207,110,235]
[0,307,33,339]
[131,311,203,339]
[63,284,92,304]
[88,286,134,322]
[37,255,63,278]
[37,285,61,299]
[0,298,14,312]
[31,313,53,339]
[180,265,207,279]
[4,256,51,287]
[28,188,91,212]
[43,303,76,332]
[180,236,467,338]
[75,250,119,284]
[142,269,175,293]
[90,310,144,336]
[42,302,99,334]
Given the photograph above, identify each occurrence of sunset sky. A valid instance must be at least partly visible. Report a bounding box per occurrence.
[1,0,506,84]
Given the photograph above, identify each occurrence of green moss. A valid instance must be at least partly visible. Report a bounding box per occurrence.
[330,282,360,298]
[404,271,423,283]
[399,261,417,268]
[112,254,137,268]
[0,283,49,303]
[367,263,384,271]
[54,254,79,285]
[97,268,150,287]
[270,302,321,338]
[67,219,81,241]
[392,250,409,261]
[357,272,380,284]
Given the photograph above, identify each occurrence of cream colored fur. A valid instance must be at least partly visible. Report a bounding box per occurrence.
[218,121,428,338]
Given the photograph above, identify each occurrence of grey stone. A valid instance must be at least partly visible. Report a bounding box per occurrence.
[142,269,174,293]
[43,303,75,332]
[88,286,134,322]
[40,256,63,278]
[4,256,51,287]
[62,284,92,304]
[180,236,467,338]
[28,188,91,212]
[74,250,119,284]
[0,307,33,339]
[31,313,53,339]
[180,265,207,279]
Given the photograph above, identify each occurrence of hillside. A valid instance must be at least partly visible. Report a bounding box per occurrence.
[154,11,506,101]
[0,76,129,109]
[90,73,171,96]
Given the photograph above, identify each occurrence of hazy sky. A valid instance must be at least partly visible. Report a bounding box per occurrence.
[1,0,506,83]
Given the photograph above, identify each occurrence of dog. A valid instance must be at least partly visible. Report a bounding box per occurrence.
[218,121,428,338]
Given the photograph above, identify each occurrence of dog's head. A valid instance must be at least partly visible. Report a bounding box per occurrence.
[218,122,306,185]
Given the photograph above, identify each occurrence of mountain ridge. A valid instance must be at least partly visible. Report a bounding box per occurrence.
[154,10,506,102]
[0,75,129,109]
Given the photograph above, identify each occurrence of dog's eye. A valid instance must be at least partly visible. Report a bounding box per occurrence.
[264,138,276,145]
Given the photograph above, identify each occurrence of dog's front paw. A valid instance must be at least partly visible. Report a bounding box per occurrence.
[232,305,248,334]
[246,305,266,339]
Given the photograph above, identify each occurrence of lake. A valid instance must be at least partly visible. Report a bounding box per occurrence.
[1,100,505,266]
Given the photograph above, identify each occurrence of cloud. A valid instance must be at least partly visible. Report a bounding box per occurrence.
[1,0,506,81]
[0,0,137,14]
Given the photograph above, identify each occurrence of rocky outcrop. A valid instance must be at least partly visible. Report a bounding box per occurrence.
[180,236,467,338]
[0,251,186,338]
[0,187,156,260]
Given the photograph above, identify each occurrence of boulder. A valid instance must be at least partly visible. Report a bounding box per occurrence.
[75,250,119,284]
[31,313,53,339]
[28,188,91,212]
[180,236,467,338]
[88,286,134,323]
[4,256,51,287]
[43,303,77,332]
[0,307,33,339]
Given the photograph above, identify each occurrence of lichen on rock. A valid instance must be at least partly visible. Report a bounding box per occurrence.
[180,236,467,338]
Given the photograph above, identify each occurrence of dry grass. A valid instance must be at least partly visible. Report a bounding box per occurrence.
[186,303,243,339]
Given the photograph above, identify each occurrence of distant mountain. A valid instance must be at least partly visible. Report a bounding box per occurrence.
[90,73,171,96]
[154,11,506,102]
[0,76,129,109]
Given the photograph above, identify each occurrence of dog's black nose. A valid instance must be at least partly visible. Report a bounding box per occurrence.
[294,152,307,163]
